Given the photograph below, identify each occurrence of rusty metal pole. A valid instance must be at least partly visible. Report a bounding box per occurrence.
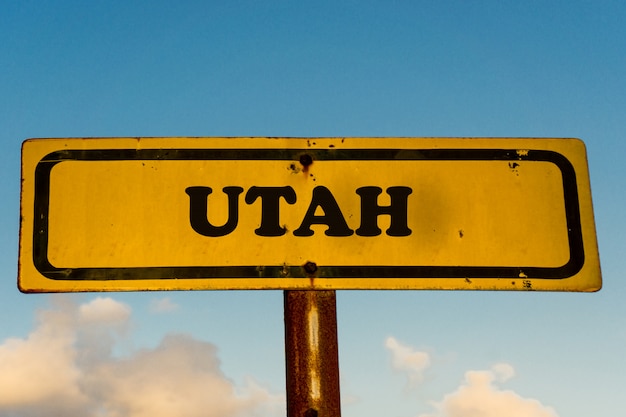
[284,290,341,417]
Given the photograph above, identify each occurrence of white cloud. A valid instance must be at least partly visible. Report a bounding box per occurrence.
[0,296,88,416]
[419,363,559,417]
[0,296,283,417]
[385,336,431,384]
[85,334,281,417]
[149,297,179,313]
[79,297,131,324]
[491,362,515,383]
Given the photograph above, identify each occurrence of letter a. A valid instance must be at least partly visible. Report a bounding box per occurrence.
[293,186,354,236]
[185,186,244,237]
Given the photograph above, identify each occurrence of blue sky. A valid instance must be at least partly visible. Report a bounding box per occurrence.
[1,1,625,416]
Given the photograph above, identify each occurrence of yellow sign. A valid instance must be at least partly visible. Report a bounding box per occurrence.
[19,137,601,292]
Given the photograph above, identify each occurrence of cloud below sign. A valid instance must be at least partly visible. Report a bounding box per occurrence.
[0,296,283,417]
[419,363,559,417]
[0,296,560,417]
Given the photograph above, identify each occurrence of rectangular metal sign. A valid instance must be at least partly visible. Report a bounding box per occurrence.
[19,137,601,292]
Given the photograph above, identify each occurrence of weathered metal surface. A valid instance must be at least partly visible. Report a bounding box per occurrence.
[284,290,341,417]
[18,137,601,292]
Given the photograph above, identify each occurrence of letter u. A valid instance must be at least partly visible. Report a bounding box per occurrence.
[185,186,244,237]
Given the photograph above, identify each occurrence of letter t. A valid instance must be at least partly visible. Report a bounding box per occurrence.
[245,186,297,236]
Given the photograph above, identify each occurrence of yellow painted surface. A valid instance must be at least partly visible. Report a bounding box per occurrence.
[19,137,601,292]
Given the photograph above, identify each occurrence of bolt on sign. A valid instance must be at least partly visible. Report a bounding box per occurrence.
[19,137,601,292]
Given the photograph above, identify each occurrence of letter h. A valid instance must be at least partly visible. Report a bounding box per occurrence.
[355,187,412,236]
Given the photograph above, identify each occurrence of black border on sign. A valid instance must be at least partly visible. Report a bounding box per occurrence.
[32,148,584,281]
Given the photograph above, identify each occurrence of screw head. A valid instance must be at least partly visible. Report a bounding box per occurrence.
[299,153,313,167]
[303,261,318,275]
